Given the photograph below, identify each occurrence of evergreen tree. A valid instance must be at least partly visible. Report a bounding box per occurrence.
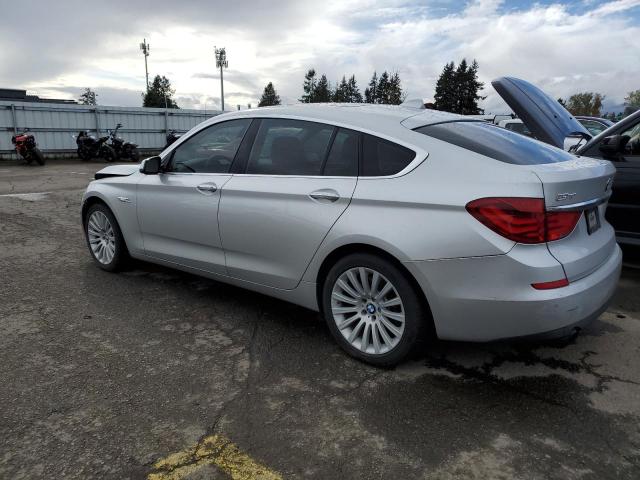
[434,59,484,114]
[377,71,391,104]
[313,74,332,102]
[387,72,404,105]
[258,82,281,107]
[457,60,484,114]
[347,75,363,103]
[300,69,317,103]
[142,75,179,108]
[434,62,456,112]
[78,87,97,105]
[364,72,378,103]
[333,76,350,102]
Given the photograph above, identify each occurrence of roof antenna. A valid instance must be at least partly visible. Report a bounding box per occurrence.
[401,98,426,109]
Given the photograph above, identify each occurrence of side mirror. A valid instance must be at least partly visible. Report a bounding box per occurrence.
[140,156,162,174]
[599,135,627,156]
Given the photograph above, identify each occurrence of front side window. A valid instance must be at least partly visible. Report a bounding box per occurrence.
[169,119,251,173]
[621,121,640,156]
[361,134,415,176]
[246,119,334,175]
[579,119,607,136]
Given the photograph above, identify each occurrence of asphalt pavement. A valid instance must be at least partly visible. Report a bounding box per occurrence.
[1,160,639,479]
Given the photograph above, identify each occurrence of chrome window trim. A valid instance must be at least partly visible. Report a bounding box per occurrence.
[162,113,429,179]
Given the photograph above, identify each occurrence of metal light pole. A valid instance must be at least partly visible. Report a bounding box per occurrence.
[140,39,150,91]
[214,46,228,111]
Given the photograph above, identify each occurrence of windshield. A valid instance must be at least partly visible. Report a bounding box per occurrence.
[415,121,573,165]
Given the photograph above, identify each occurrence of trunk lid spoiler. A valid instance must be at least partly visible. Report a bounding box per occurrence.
[491,77,591,149]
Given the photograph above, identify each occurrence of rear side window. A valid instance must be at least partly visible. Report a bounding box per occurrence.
[415,121,573,165]
[246,119,334,175]
[361,134,415,176]
[323,128,359,176]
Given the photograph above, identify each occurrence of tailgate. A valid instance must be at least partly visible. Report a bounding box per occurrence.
[530,156,616,280]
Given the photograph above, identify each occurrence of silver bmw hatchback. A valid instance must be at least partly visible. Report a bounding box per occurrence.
[82,85,621,366]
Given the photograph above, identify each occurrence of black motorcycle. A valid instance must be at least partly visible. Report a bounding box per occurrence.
[108,123,139,161]
[165,129,182,149]
[75,131,116,162]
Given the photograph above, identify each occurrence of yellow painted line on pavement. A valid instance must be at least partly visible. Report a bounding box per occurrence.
[148,434,282,480]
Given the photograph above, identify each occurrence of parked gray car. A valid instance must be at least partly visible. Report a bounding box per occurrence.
[81,101,621,366]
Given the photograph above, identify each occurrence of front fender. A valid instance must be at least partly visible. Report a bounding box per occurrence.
[82,178,143,255]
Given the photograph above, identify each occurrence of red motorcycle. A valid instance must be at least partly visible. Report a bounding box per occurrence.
[11,130,46,165]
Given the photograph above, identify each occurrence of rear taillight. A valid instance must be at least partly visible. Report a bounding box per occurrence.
[465,197,581,244]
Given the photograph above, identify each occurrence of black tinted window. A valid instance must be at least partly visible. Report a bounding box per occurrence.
[361,134,415,176]
[323,128,359,176]
[170,119,250,173]
[246,119,334,175]
[415,121,573,165]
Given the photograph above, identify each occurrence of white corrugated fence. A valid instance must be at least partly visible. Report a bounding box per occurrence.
[0,101,221,159]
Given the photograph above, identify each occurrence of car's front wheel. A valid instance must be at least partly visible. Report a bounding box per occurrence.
[84,203,129,272]
[322,253,429,367]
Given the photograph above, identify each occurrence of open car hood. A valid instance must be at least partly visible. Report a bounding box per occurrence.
[94,164,139,180]
[492,77,591,149]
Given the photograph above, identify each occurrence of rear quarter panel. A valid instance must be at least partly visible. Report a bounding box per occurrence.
[303,138,544,283]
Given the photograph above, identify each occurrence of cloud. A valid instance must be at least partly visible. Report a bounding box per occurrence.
[0,0,638,113]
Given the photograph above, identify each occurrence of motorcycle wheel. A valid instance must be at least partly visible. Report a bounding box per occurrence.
[33,148,46,166]
[78,147,91,161]
[129,149,140,162]
[102,146,116,162]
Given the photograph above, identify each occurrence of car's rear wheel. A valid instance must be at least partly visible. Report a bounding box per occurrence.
[322,253,428,367]
[84,203,129,272]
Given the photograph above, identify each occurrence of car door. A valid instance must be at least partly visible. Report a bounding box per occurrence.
[219,119,359,289]
[588,120,640,242]
[137,118,252,274]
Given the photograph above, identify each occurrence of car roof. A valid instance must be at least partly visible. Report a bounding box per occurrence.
[202,103,467,138]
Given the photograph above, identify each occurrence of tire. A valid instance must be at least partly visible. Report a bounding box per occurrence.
[84,203,130,272]
[128,148,139,162]
[78,147,90,161]
[32,148,45,165]
[322,253,429,367]
[102,146,116,162]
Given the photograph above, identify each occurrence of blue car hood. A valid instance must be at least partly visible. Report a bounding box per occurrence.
[492,76,591,149]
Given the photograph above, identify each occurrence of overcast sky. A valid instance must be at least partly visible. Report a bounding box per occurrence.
[1,0,639,113]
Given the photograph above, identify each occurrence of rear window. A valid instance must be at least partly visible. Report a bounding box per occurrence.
[362,134,416,176]
[415,121,572,165]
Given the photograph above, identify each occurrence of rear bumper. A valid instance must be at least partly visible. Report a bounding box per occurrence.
[405,243,622,342]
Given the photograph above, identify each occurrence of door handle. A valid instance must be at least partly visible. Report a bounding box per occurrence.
[309,189,340,203]
[196,183,218,194]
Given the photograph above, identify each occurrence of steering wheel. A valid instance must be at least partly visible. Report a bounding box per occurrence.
[206,155,231,169]
[174,161,196,173]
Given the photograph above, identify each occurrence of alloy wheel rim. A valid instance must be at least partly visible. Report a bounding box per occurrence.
[331,267,405,355]
[87,211,116,264]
